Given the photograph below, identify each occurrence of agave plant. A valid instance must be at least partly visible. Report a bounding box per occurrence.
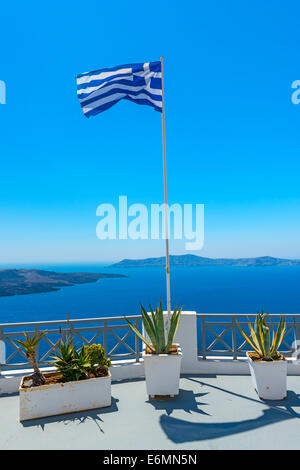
[237,312,286,360]
[52,339,92,382]
[125,301,182,354]
[14,332,46,385]
[52,335,111,382]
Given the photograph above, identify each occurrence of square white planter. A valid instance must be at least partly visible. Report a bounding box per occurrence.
[246,352,287,400]
[19,371,111,421]
[142,344,182,396]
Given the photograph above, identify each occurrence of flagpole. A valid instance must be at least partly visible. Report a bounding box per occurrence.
[160,56,171,326]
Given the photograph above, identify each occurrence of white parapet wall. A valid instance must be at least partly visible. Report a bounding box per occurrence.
[0,340,5,366]
[0,361,145,395]
[173,311,199,372]
[143,311,199,373]
[1,311,300,395]
[2,357,300,395]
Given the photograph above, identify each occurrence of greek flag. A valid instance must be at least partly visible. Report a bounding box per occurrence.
[76,61,162,118]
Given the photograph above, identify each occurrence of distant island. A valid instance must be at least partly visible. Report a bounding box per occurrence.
[111,255,300,268]
[0,269,125,297]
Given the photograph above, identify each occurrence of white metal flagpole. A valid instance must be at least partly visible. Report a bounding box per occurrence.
[160,56,171,327]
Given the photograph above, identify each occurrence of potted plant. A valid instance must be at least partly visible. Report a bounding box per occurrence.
[125,302,182,397]
[16,331,111,421]
[14,332,46,386]
[237,312,287,400]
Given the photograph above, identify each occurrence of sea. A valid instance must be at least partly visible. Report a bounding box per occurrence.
[1,264,300,324]
[0,264,299,363]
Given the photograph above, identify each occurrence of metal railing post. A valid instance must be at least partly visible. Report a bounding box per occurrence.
[135,318,140,362]
[103,320,108,355]
[232,317,237,360]
[293,315,300,359]
[201,316,206,359]
[0,328,5,373]
[35,324,40,366]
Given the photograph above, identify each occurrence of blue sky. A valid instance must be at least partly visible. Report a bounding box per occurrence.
[0,0,300,264]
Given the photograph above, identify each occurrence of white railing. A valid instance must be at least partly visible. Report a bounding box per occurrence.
[0,313,298,372]
[0,315,142,371]
[197,313,299,359]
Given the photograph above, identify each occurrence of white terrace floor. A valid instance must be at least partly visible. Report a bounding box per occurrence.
[1,374,300,450]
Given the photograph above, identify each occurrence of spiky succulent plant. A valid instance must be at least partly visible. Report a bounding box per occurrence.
[125,301,182,354]
[14,332,46,385]
[52,340,92,382]
[237,312,286,360]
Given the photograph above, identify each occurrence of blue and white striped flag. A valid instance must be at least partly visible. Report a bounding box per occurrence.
[76,61,162,118]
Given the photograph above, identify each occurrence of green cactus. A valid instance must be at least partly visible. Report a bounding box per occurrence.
[237,312,286,360]
[125,301,182,354]
[84,344,111,369]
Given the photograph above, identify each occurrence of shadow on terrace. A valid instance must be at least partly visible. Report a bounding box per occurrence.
[160,377,300,444]
[21,397,120,433]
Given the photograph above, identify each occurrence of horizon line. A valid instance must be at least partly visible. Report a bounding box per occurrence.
[1,253,300,267]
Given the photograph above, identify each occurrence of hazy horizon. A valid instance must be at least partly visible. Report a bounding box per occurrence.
[1,253,300,270]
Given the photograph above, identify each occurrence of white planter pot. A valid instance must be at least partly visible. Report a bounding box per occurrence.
[142,344,182,397]
[246,352,287,400]
[19,371,111,421]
